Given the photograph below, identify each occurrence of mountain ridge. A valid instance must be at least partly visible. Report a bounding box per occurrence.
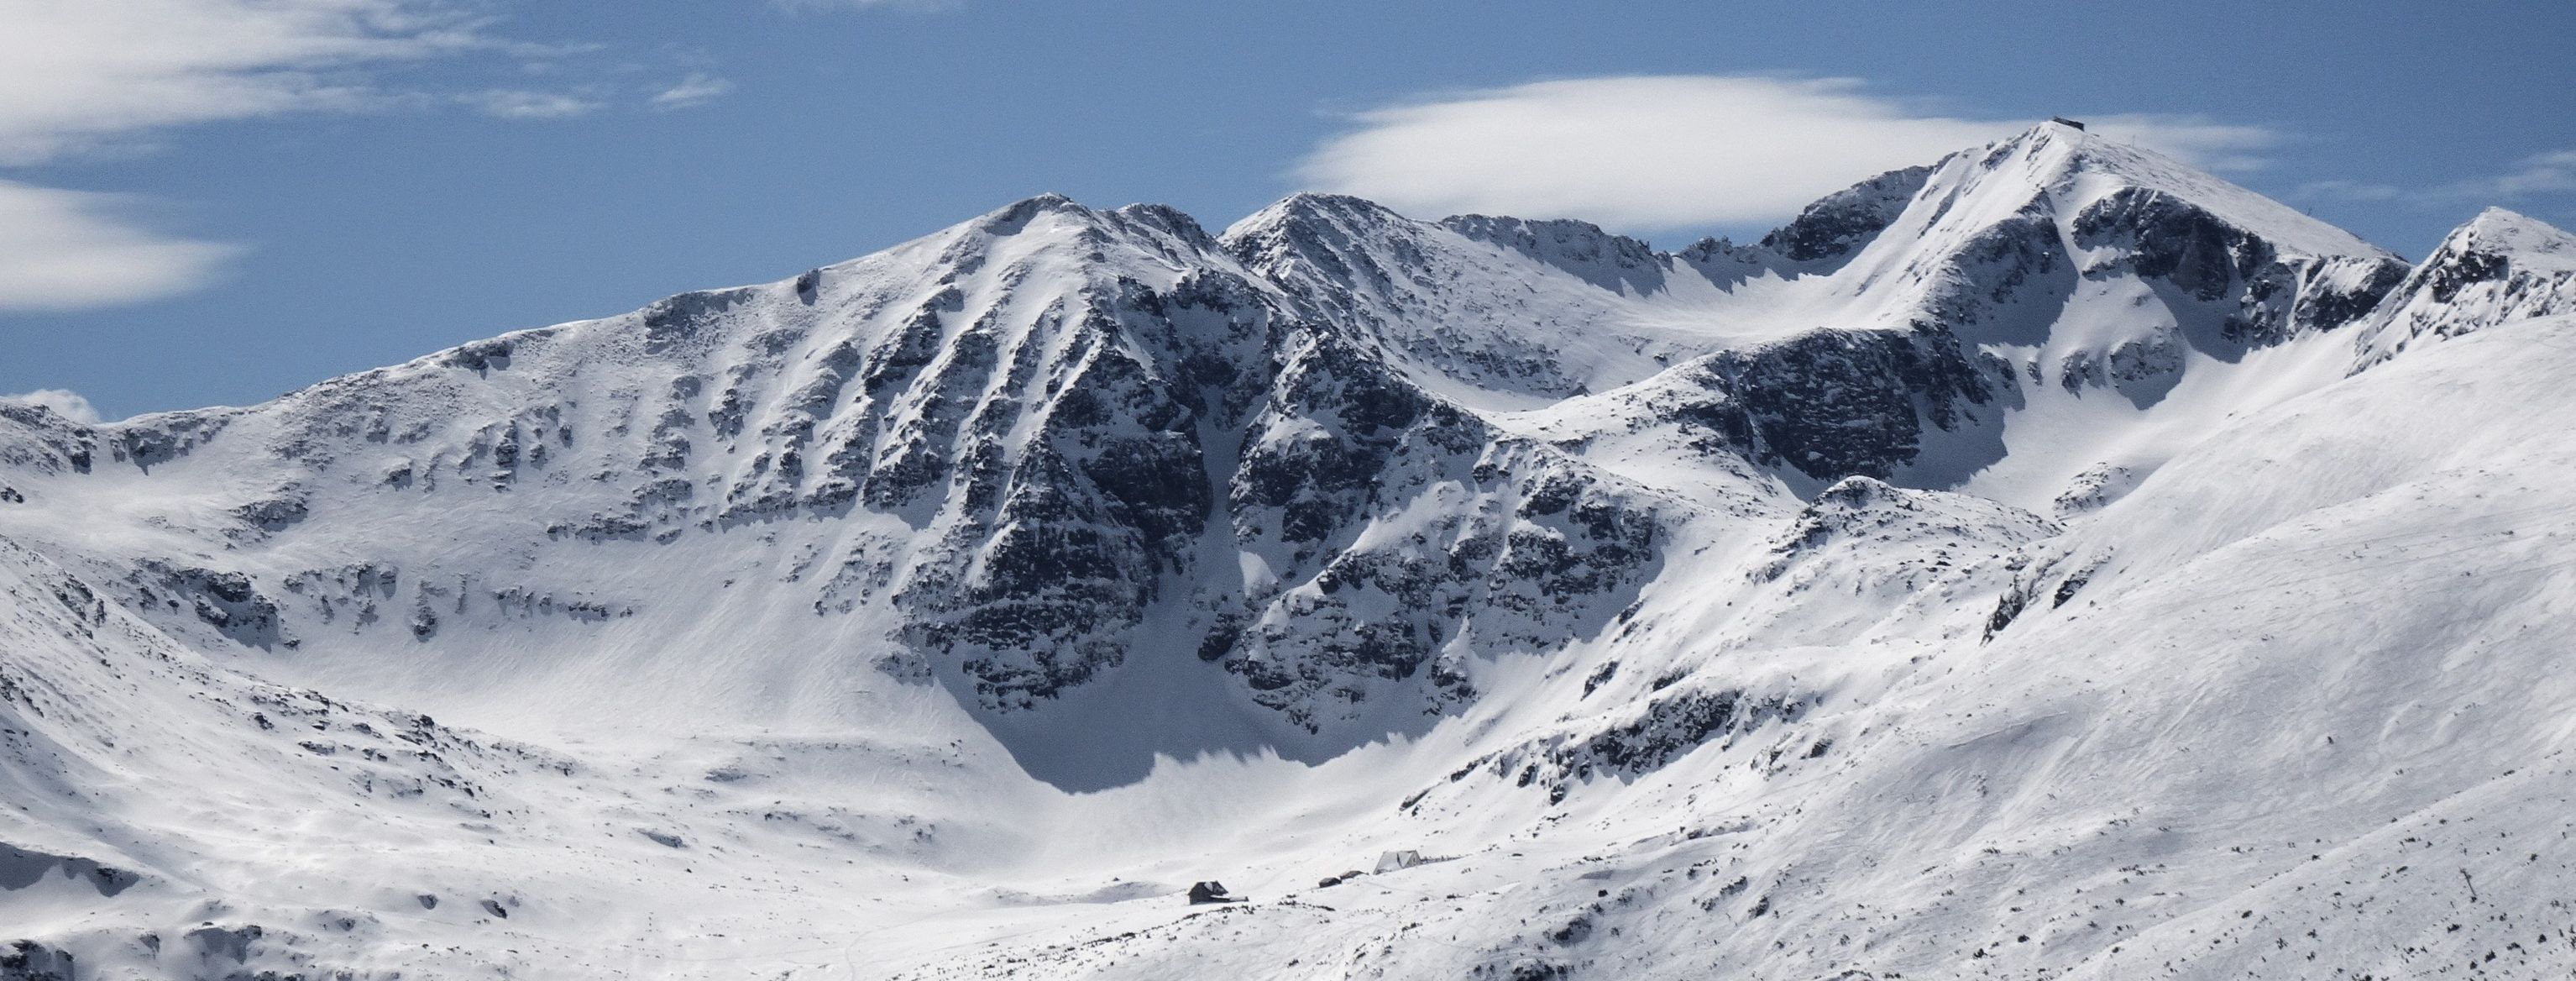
[3,123,2576,979]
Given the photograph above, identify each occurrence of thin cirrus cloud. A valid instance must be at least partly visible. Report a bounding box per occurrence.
[0,0,646,313]
[651,72,737,112]
[0,0,478,313]
[772,0,961,10]
[2296,149,2576,207]
[2436,149,2576,202]
[1292,76,2283,233]
[0,0,483,165]
[469,89,605,121]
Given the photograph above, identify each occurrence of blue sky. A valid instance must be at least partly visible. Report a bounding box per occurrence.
[4,0,2573,419]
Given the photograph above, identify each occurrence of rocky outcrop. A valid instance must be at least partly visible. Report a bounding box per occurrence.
[2070,186,2406,346]
[1438,214,1668,295]
[1759,164,1933,267]
[1217,361,1668,729]
[882,265,1275,710]
[1422,674,1823,807]
[1700,325,1994,481]
[2353,207,2576,370]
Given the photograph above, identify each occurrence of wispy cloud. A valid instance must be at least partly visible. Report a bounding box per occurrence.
[772,0,961,10]
[0,388,104,425]
[1292,76,2285,232]
[0,1,505,312]
[0,2,683,312]
[651,72,736,111]
[2294,180,2406,203]
[2080,115,2280,174]
[2294,149,2576,211]
[469,88,603,120]
[2463,150,2576,199]
[0,180,241,313]
[0,0,491,165]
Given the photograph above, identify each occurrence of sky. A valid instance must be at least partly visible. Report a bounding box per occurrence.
[4,0,2573,420]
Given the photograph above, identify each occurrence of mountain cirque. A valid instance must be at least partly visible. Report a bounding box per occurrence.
[4,123,2576,979]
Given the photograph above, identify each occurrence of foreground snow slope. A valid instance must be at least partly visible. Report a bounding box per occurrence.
[3,124,2574,978]
[889,315,2576,981]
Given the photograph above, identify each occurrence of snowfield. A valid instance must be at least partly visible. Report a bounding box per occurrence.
[3,123,2575,979]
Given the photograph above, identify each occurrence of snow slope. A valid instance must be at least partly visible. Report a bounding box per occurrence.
[4,124,2576,979]
[888,314,2576,981]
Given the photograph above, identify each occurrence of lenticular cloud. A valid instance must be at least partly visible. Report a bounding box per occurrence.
[1292,76,2279,233]
[1294,76,2013,230]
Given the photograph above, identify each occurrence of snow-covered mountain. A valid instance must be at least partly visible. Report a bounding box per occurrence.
[4,122,2575,979]
[2352,206,2576,369]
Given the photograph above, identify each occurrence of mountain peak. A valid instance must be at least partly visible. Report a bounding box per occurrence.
[2353,207,2576,369]
[1967,122,2394,262]
[898,191,1237,288]
[1753,163,1933,265]
[1220,191,1410,244]
[2451,207,2576,270]
[974,191,1086,228]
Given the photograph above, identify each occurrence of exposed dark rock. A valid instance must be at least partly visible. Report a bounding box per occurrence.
[2071,188,2406,346]
[1440,214,1668,294]
[1692,324,1992,482]
[1454,680,1819,805]
[0,842,139,896]
[109,412,233,472]
[0,941,75,981]
[1759,165,1935,265]
[134,562,286,648]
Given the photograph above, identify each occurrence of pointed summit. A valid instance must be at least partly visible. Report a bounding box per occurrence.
[1973,122,2393,262]
[1753,163,1934,266]
[2353,207,2576,369]
[2447,207,2576,269]
[1223,192,1406,239]
[967,191,1087,233]
[1762,122,2406,358]
[945,192,1220,256]
[1218,191,1709,406]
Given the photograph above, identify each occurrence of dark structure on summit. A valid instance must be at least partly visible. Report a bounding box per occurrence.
[2050,116,2087,130]
[1186,881,1241,905]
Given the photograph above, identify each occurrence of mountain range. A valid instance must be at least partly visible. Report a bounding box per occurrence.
[4,121,2575,979]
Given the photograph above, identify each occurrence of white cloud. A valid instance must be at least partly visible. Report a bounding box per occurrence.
[0,180,241,313]
[2468,150,2576,198]
[2294,179,2406,203]
[0,0,505,312]
[2080,114,2280,174]
[651,72,736,111]
[0,0,490,165]
[0,2,661,311]
[772,0,960,10]
[1292,76,2286,232]
[2293,150,2576,210]
[469,89,602,120]
[0,388,104,424]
